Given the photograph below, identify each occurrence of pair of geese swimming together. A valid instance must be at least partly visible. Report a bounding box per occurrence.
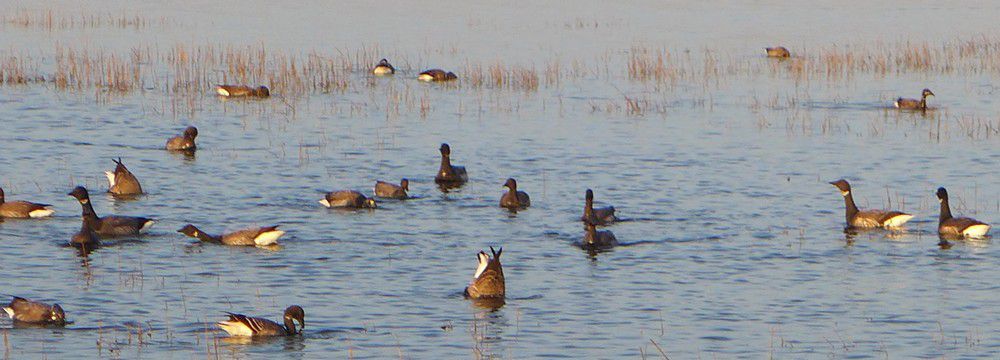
[212,59,456,100]
[3,295,304,337]
[830,179,991,241]
[765,47,935,110]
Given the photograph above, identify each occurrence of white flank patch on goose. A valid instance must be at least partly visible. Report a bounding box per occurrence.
[893,100,900,108]
[883,214,913,228]
[964,224,991,238]
[104,171,117,187]
[29,208,55,218]
[318,199,331,208]
[254,230,285,246]
[417,74,434,82]
[215,87,230,97]
[2,307,13,319]
[218,320,254,337]
[140,220,155,232]
[473,252,489,280]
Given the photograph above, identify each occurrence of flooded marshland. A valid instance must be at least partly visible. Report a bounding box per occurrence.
[1,1,999,358]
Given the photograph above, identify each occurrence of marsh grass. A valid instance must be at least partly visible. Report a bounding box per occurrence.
[1,8,165,30]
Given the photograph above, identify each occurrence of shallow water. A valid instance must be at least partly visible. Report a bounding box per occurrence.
[1,1,999,359]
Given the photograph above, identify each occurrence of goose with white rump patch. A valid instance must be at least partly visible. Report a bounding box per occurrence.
[829,179,913,229]
[320,190,377,209]
[417,69,457,82]
[936,187,991,239]
[68,186,154,237]
[215,85,270,98]
[177,224,285,246]
[0,187,54,218]
[372,58,395,75]
[3,296,66,326]
[217,305,305,337]
[105,158,143,196]
[464,247,505,299]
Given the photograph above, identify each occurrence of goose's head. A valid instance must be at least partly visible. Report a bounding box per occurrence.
[283,305,305,334]
[936,187,948,203]
[829,179,851,196]
[184,126,199,139]
[51,304,66,324]
[922,88,935,98]
[439,143,451,157]
[68,186,90,203]
[503,178,517,190]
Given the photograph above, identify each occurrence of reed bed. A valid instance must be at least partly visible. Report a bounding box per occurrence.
[1,8,166,30]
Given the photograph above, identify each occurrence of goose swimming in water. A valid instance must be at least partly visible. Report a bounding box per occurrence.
[829,179,913,229]
[3,296,66,326]
[464,247,505,299]
[936,187,991,239]
[217,305,305,337]
[374,179,409,199]
[319,190,377,209]
[435,143,468,184]
[372,58,395,76]
[499,178,530,209]
[0,187,54,218]
[894,88,934,110]
[177,224,285,247]
[68,186,154,237]
[166,126,198,151]
[105,158,143,196]
[417,69,457,82]
[215,85,270,98]
[581,189,616,225]
[765,46,790,58]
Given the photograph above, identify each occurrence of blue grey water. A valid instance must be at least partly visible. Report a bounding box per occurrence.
[1,1,998,358]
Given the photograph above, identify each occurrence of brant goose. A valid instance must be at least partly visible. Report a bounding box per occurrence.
[177,224,285,246]
[765,46,791,58]
[3,296,65,326]
[374,179,409,199]
[434,143,468,184]
[68,186,154,237]
[583,222,618,248]
[372,58,395,75]
[581,189,617,225]
[894,88,934,110]
[105,158,143,196]
[217,305,305,337]
[829,179,913,229]
[464,247,505,299]
[0,187,54,218]
[936,187,991,239]
[166,126,198,151]
[215,85,270,98]
[417,69,457,82]
[319,190,377,209]
[499,178,530,209]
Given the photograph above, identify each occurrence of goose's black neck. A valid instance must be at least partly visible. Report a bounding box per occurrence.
[438,154,452,175]
[939,196,953,223]
[283,318,297,335]
[192,227,221,242]
[79,198,101,228]
[843,192,859,224]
